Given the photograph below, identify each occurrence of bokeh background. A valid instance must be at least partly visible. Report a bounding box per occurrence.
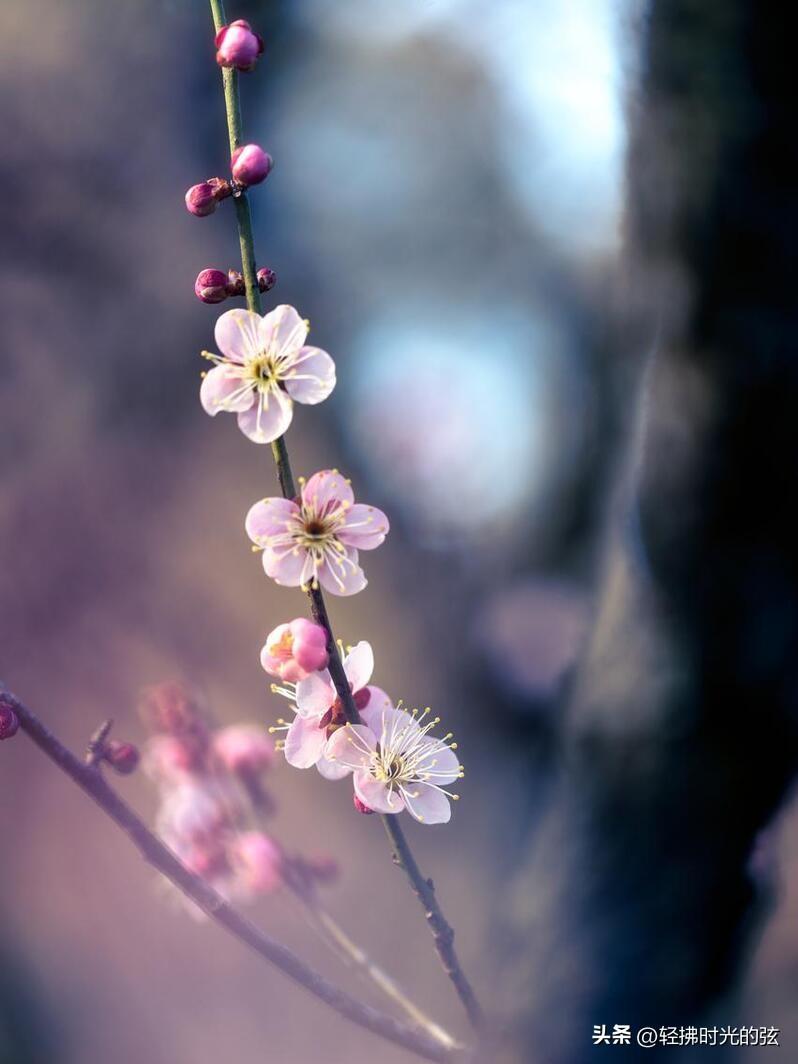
[2,1,798,1061]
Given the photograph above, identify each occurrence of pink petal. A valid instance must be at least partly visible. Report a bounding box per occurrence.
[283,347,336,405]
[214,308,262,363]
[343,641,374,692]
[262,546,307,587]
[358,691,398,732]
[260,305,309,360]
[284,715,327,769]
[317,552,367,596]
[354,770,405,814]
[302,470,354,514]
[236,388,294,444]
[337,504,390,550]
[416,743,461,786]
[364,706,422,747]
[324,724,376,770]
[401,783,451,825]
[295,670,334,719]
[245,497,298,544]
[200,364,253,415]
[316,753,352,780]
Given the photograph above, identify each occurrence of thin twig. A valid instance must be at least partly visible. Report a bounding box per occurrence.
[2,685,465,1064]
[295,894,461,1052]
[382,817,483,1029]
[207,0,482,1028]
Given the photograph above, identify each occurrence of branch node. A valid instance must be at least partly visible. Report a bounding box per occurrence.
[85,719,114,767]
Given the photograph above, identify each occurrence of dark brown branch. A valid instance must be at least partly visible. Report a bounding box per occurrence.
[207,0,482,1030]
[1,684,466,1064]
[382,817,483,1029]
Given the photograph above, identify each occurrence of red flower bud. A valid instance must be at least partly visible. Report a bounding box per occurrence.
[0,700,19,741]
[185,182,218,217]
[257,267,277,293]
[215,20,264,72]
[231,144,273,187]
[104,740,140,775]
[195,268,229,304]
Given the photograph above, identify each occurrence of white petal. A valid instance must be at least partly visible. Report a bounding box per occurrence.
[343,641,374,692]
[260,305,308,360]
[200,364,253,415]
[354,771,405,814]
[316,753,352,780]
[325,725,376,770]
[295,670,334,719]
[401,783,451,825]
[283,347,336,405]
[214,308,262,363]
[236,388,293,444]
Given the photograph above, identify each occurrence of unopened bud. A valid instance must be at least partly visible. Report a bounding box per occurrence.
[104,740,140,775]
[257,267,277,293]
[215,20,264,72]
[185,182,218,217]
[231,144,273,187]
[195,268,229,304]
[353,794,374,815]
[0,700,19,741]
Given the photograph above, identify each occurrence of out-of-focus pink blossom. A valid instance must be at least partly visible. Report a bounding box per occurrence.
[213,724,274,775]
[232,831,283,894]
[260,617,329,683]
[215,19,264,72]
[326,707,462,825]
[231,144,273,187]
[200,306,336,444]
[143,734,200,783]
[246,471,389,594]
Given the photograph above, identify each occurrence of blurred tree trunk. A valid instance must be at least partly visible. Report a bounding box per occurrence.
[503,2,798,1059]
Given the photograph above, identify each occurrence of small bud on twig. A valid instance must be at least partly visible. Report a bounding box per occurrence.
[0,699,19,740]
[257,266,277,293]
[354,794,374,815]
[195,268,229,304]
[185,178,233,217]
[231,144,273,187]
[215,20,264,72]
[103,740,140,775]
[185,182,219,217]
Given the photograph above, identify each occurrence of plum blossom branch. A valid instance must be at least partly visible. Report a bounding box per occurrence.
[1,685,465,1064]
[203,0,482,1029]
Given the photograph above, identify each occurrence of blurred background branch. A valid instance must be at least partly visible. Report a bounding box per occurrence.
[2,685,465,1064]
[503,1,798,1060]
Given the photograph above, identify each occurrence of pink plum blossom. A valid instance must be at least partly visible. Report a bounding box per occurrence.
[200,305,336,444]
[260,617,329,683]
[325,706,462,825]
[231,832,283,894]
[213,724,274,775]
[270,641,393,779]
[246,470,389,594]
